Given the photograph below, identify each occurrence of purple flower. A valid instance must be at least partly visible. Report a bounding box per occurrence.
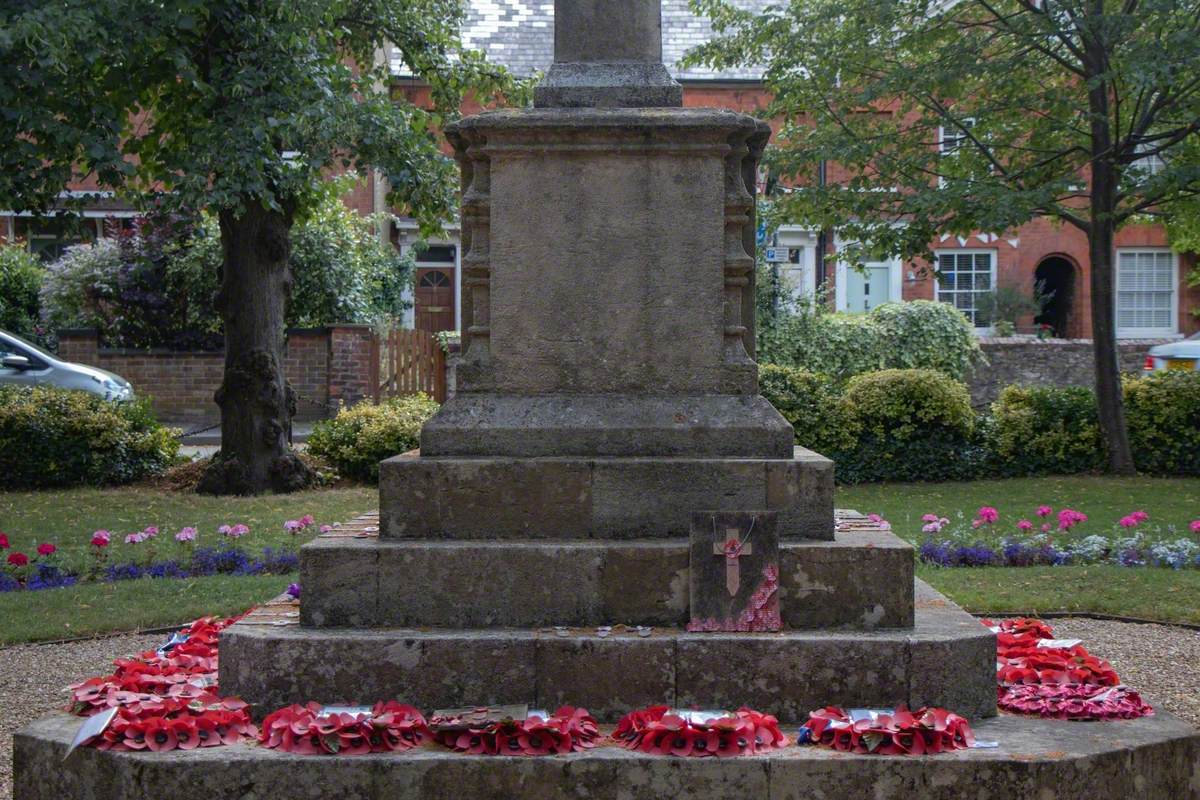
[286,582,302,600]
[284,520,304,533]
[175,527,197,543]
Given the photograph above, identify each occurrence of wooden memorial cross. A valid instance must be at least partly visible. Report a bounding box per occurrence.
[689,511,782,632]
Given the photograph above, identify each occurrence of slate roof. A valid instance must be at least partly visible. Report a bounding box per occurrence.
[390,0,768,82]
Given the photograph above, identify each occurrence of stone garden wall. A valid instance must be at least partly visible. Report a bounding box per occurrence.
[57,325,375,421]
[967,337,1172,406]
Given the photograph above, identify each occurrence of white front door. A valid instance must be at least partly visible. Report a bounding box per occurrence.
[844,265,892,312]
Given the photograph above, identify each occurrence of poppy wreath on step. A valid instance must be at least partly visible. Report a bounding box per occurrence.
[800,706,975,755]
[90,694,256,752]
[432,706,601,755]
[259,702,430,755]
[998,683,1153,720]
[612,705,788,757]
[66,616,238,715]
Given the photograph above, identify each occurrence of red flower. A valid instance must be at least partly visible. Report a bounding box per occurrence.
[0,533,8,549]
[6,552,28,567]
[36,542,56,556]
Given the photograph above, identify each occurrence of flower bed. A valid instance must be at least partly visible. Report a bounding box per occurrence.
[0,515,331,592]
[914,505,1200,568]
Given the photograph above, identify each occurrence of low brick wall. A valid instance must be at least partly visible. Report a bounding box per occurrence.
[968,337,1171,406]
[57,326,375,421]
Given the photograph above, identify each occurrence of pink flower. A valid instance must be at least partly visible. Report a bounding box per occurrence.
[921,513,940,523]
[221,524,249,539]
[142,526,159,539]
[1037,506,1053,518]
[1118,515,1139,529]
[922,522,940,533]
[1041,523,1052,533]
[319,525,333,533]
[91,530,111,547]
[1017,519,1033,531]
[976,507,999,524]
[1131,511,1149,523]
[175,527,198,543]
[125,532,146,544]
[36,542,56,556]
[866,513,890,530]
[283,520,304,533]
[1058,508,1087,531]
[1191,520,1200,534]
[299,515,315,527]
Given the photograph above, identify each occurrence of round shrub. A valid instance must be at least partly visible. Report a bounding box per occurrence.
[869,300,983,381]
[833,369,980,483]
[758,364,852,454]
[1124,371,1200,475]
[0,243,45,341]
[307,395,440,482]
[0,386,180,488]
[987,385,1104,476]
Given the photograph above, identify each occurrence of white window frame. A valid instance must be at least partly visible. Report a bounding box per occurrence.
[1115,248,1178,338]
[934,248,997,332]
[938,119,976,189]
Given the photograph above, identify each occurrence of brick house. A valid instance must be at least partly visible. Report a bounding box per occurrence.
[5,0,1196,341]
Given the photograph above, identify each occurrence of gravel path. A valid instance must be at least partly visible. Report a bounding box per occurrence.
[0,633,161,800]
[1,621,1197,799]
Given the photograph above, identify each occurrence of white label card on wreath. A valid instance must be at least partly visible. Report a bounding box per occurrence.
[64,706,120,760]
[1037,639,1083,649]
[320,705,374,719]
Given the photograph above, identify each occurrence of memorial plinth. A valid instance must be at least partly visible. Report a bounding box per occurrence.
[17,2,1199,797]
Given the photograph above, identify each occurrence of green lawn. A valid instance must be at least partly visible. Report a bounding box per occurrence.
[837,475,1200,535]
[0,486,375,575]
[0,573,297,645]
[839,476,1200,625]
[916,564,1200,624]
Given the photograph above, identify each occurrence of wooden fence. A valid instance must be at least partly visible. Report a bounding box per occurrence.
[369,328,447,404]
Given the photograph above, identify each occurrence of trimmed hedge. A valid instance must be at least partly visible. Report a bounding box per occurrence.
[307,394,440,482]
[758,364,851,455]
[1125,371,1200,476]
[760,366,1200,483]
[758,300,982,382]
[0,386,179,488]
[988,385,1105,476]
[830,369,983,483]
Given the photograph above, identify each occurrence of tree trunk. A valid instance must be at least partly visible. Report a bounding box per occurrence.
[1084,50,1136,475]
[1087,219,1135,474]
[197,203,315,495]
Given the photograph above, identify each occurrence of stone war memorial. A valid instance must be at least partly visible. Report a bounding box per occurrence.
[15,1,1200,797]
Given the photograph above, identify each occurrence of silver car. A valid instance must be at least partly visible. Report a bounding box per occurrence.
[0,330,134,401]
[1144,332,1200,373]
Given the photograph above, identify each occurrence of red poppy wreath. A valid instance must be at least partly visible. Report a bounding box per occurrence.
[612,706,788,757]
[89,694,256,752]
[431,706,601,755]
[800,706,975,755]
[259,702,430,755]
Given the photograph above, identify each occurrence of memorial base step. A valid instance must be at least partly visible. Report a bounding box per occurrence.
[219,581,993,723]
[16,711,1200,800]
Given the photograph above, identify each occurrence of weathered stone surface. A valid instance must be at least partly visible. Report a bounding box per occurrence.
[18,711,1200,800]
[535,637,675,721]
[220,580,989,722]
[300,531,910,629]
[219,626,536,716]
[676,633,910,721]
[534,0,683,108]
[298,536,378,628]
[780,530,913,629]
[906,581,997,719]
[380,448,834,542]
[420,394,795,458]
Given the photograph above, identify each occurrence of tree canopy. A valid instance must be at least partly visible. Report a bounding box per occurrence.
[687,0,1200,263]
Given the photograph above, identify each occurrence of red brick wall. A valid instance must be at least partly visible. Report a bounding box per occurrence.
[56,326,375,421]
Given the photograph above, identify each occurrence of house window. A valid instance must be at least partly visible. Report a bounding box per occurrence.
[939,119,975,155]
[935,250,995,328]
[1116,249,1176,337]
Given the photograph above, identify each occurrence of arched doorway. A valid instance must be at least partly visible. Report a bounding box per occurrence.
[1034,256,1075,337]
